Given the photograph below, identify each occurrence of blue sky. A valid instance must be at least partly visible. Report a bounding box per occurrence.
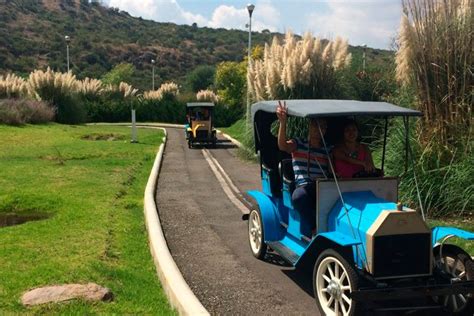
[103,0,402,49]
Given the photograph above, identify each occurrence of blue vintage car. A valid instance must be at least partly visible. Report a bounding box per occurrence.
[246,100,474,315]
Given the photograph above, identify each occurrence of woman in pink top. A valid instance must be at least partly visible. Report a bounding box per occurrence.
[333,120,376,178]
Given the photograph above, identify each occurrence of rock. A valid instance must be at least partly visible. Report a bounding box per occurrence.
[21,283,113,306]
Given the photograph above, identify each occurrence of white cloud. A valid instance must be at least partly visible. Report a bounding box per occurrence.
[107,0,207,26]
[305,1,401,49]
[208,0,280,32]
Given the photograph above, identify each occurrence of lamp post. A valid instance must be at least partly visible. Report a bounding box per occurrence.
[151,59,156,90]
[65,35,71,72]
[362,44,367,73]
[246,3,255,127]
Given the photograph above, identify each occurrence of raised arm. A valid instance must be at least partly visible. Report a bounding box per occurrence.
[276,101,297,154]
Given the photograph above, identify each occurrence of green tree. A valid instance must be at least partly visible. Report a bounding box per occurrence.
[215,61,246,108]
[186,65,215,92]
[102,63,135,85]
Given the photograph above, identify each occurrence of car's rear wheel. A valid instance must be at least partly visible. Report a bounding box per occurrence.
[314,249,360,316]
[434,244,474,314]
[248,208,267,259]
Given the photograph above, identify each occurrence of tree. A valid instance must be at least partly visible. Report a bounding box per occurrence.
[101,63,135,86]
[214,61,246,108]
[186,65,215,92]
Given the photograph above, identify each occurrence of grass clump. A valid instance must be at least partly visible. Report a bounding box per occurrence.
[0,124,174,315]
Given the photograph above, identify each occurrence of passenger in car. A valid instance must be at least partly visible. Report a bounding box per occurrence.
[333,119,376,178]
[276,101,329,235]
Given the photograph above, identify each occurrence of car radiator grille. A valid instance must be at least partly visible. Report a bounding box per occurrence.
[196,130,208,139]
[373,233,431,278]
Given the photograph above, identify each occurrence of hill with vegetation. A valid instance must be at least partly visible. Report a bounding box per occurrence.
[0,0,393,91]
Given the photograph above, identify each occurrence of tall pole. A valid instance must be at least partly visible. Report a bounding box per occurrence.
[65,35,70,72]
[151,59,156,90]
[246,4,255,128]
[362,44,367,73]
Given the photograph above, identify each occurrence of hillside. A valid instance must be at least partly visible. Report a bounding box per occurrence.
[0,0,394,91]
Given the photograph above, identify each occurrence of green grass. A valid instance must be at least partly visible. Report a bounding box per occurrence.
[220,118,258,161]
[428,218,474,256]
[220,118,246,145]
[0,124,175,314]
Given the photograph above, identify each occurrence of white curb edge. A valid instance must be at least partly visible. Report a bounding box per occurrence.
[88,122,184,128]
[144,127,209,316]
[216,129,243,148]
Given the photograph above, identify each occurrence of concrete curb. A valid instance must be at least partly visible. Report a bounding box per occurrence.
[216,129,243,148]
[143,127,209,316]
[87,122,184,128]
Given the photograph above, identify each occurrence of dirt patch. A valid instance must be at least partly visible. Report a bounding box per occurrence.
[0,213,50,228]
[81,133,126,141]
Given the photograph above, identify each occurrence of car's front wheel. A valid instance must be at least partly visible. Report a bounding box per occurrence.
[433,244,474,315]
[248,208,267,259]
[314,249,360,316]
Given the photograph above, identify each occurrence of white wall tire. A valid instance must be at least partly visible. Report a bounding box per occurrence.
[314,249,359,316]
[248,209,267,260]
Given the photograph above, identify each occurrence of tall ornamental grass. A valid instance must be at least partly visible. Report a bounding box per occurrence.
[396,0,472,156]
[27,68,84,124]
[0,74,29,99]
[196,89,218,103]
[244,32,352,149]
[247,31,351,101]
[390,0,473,216]
[143,82,179,101]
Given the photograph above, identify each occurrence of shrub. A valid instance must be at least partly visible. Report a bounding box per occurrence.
[0,99,54,125]
[137,97,185,123]
[186,65,215,92]
[381,118,473,217]
[101,63,135,86]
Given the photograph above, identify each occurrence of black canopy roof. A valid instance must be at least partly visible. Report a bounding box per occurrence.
[252,99,422,122]
[186,102,214,108]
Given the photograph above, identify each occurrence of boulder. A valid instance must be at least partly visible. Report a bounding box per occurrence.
[21,283,113,306]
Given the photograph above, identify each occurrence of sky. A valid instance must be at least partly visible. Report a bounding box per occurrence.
[102,0,403,50]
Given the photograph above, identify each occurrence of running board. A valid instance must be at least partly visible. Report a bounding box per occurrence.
[267,241,299,266]
[279,221,312,244]
[373,305,441,312]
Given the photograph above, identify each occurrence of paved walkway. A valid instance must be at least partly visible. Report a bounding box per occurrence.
[156,128,319,315]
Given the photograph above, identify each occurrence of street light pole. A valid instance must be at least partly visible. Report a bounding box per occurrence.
[151,59,156,90]
[362,44,367,73]
[246,3,255,128]
[65,35,71,72]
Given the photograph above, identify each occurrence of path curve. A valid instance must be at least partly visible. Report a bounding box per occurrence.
[156,127,320,315]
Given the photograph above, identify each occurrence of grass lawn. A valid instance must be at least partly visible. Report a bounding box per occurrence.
[428,218,474,255]
[0,124,175,314]
[220,118,247,145]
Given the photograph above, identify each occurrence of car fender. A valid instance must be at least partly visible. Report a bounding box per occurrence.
[432,226,474,246]
[296,232,361,269]
[247,190,282,241]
